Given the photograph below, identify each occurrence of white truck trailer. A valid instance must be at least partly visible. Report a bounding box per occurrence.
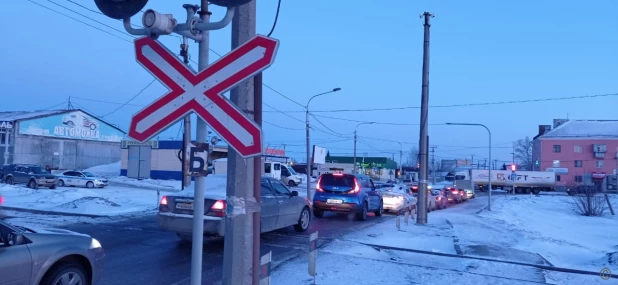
[470,169,556,194]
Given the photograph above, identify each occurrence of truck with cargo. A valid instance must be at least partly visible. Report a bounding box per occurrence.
[469,169,555,194]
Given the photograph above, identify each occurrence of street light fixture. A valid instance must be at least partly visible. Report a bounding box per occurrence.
[353,122,375,174]
[445,122,492,211]
[305,88,342,199]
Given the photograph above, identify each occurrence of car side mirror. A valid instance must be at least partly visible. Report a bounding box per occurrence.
[8,233,23,246]
[290,191,299,197]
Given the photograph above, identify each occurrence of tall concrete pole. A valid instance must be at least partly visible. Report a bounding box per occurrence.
[222,1,257,284]
[353,130,357,174]
[180,34,193,190]
[306,108,312,198]
[417,12,433,225]
[189,2,210,285]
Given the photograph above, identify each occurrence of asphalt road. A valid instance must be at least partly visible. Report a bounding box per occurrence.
[62,211,394,285]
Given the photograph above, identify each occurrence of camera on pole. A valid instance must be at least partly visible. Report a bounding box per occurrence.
[94,0,148,20]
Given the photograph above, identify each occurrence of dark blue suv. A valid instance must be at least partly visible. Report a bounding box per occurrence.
[312,173,383,221]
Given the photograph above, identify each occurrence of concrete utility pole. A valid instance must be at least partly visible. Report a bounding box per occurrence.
[417,12,433,225]
[179,22,193,190]
[223,1,257,284]
[471,154,474,169]
[430,146,437,184]
[353,122,374,174]
[398,142,403,177]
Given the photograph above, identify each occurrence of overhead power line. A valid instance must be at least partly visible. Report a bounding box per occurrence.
[264,92,618,113]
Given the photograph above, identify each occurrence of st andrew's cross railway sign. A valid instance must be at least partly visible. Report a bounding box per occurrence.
[128,35,279,158]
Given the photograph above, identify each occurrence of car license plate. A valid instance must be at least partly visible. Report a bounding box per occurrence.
[176,203,194,210]
[326,199,343,204]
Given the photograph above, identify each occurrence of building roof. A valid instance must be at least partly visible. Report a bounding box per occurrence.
[0,109,126,134]
[539,120,618,139]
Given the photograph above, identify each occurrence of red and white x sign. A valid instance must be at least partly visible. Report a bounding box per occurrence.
[128,35,279,158]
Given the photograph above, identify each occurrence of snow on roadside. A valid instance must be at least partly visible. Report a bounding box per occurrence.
[472,194,618,272]
[0,184,174,216]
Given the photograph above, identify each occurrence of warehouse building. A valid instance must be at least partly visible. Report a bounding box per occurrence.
[0,109,126,170]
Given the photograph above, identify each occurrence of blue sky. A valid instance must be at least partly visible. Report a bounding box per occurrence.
[1,0,616,166]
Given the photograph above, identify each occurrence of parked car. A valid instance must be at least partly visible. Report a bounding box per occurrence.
[444,187,463,203]
[0,220,105,285]
[2,164,58,189]
[157,176,312,241]
[432,190,448,209]
[56,171,108,188]
[382,184,416,214]
[463,188,475,199]
[313,173,383,221]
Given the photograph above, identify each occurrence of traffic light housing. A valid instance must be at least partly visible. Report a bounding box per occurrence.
[94,0,149,20]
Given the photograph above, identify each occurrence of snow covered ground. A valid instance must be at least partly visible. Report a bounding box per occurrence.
[271,194,618,284]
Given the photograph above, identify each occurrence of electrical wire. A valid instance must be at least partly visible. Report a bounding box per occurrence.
[266,0,282,37]
[38,101,68,111]
[100,79,156,117]
[26,0,132,43]
[263,121,304,131]
[264,93,618,113]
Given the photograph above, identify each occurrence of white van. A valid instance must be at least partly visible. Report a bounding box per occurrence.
[280,164,302,187]
[264,161,302,187]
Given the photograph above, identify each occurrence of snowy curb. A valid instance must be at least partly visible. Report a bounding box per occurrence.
[1,206,106,218]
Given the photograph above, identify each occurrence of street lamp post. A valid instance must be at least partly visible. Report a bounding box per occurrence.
[306,88,341,199]
[445,123,492,211]
[353,122,375,174]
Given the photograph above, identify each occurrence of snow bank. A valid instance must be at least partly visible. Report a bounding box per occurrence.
[84,161,121,177]
[0,184,174,216]
[476,194,618,271]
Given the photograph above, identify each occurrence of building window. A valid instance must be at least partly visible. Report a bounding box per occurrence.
[574,145,582,153]
[575,176,583,183]
[596,160,604,168]
[552,160,560,167]
[556,175,561,181]
[553,145,561,153]
[574,160,582,167]
[0,132,9,145]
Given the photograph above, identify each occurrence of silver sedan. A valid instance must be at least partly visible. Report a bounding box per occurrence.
[157,176,313,241]
[0,220,105,285]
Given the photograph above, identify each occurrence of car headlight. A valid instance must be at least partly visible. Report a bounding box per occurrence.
[90,238,102,249]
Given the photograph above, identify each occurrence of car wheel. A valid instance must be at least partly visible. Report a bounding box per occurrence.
[89,123,96,130]
[374,200,383,216]
[49,184,57,190]
[66,121,74,127]
[294,207,311,232]
[86,181,94,188]
[5,177,13,185]
[28,180,37,189]
[357,202,368,221]
[287,180,296,187]
[313,209,324,218]
[58,179,65,187]
[40,262,88,285]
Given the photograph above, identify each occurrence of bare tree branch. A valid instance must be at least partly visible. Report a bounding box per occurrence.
[513,136,533,170]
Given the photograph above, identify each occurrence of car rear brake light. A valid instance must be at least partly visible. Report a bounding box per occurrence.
[316,177,324,192]
[158,196,169,212]
[348,178,360,194]
[452,190,458,194]
[333,173,344,176]
[0,196,4,204]
[207,200,227,217]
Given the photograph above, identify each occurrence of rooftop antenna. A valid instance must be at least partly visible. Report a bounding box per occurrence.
[66,96,75,110]
[566,113,569,119]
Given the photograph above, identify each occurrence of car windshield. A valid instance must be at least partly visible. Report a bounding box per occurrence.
[82,172,96,177]
[320,174,355,187]
[30,167,48,174]
[287,167,297,175]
